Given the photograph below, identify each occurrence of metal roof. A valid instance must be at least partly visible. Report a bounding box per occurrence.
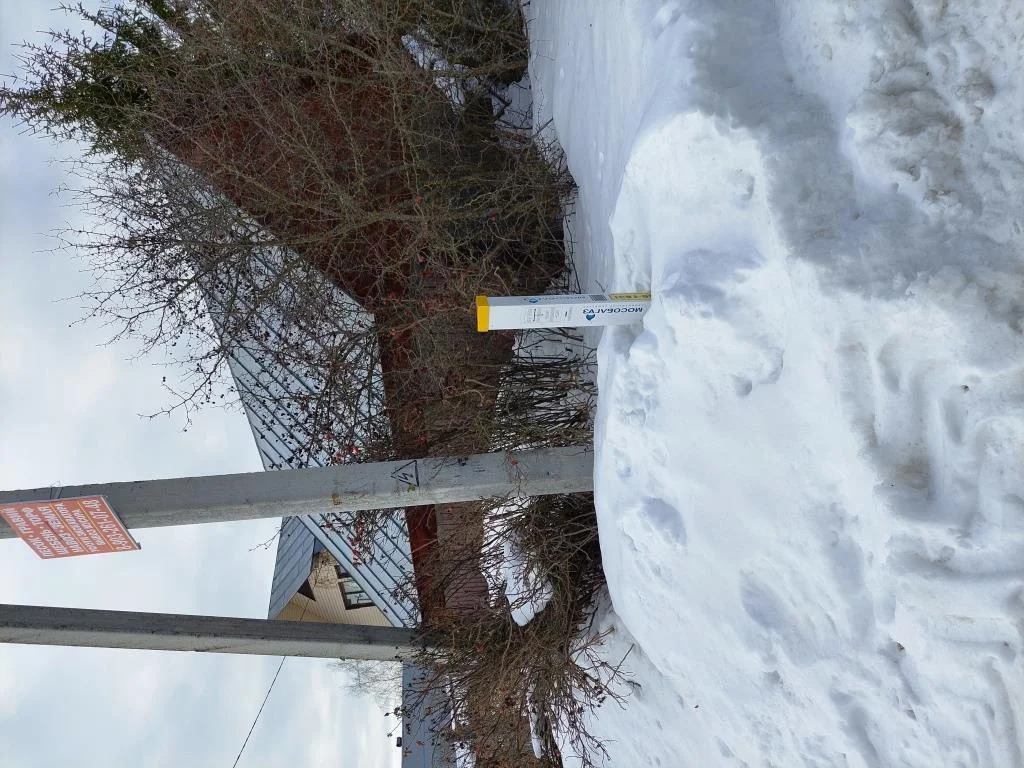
[267,516,316,620]
[233,342,420,627]
[209,248,419,628]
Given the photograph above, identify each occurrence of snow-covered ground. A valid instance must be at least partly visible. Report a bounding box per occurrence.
[527,1,1024,765]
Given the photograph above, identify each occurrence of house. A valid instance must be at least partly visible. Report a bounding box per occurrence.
[266,516,453,768]
[212,245,489,619]
[268,515,403,628]
[214,255,453,767]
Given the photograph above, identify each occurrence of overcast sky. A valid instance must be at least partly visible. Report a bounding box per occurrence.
[0,4,398,766]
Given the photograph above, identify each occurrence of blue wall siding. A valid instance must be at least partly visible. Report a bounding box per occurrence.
[267,516,316,620]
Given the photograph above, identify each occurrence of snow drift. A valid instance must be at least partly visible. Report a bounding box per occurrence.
[528,0,1024,765]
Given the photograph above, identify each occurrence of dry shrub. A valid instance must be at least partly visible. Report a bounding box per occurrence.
[399,492,622,768]
[338,0,530,86]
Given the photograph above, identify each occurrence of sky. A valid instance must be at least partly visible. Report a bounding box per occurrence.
[0,4,399,766]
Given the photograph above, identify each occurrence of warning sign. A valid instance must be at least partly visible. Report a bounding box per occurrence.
[0,495,140,559]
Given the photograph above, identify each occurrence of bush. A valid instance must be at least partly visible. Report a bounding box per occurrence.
[396,491,623,768]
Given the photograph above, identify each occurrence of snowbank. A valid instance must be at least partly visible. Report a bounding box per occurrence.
[528,1,1024,765]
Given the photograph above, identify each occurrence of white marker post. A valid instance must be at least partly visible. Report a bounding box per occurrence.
[476,293,651,332]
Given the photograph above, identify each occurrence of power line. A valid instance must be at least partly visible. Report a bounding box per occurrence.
[230,587,314,768]
[231,655,287,768]
[232,529,294,768]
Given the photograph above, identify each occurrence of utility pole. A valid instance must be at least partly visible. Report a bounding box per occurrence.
[0,446,593,538]
[0,603,426,660]
[0,446,592,661]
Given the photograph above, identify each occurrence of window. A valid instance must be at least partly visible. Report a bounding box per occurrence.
[336,566,374,610]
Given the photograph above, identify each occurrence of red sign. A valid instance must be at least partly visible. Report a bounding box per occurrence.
[0,495,140,559]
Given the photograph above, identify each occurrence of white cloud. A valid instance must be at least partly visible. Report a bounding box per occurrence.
[239,658,401,768]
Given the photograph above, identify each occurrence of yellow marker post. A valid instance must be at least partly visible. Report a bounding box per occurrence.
[476,295,490,332]
[475,293,651,331]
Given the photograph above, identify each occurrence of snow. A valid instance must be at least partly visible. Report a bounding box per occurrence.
[527,685,545,760]
[484,497,555,626]
[526,0,1024,765]
[501,532,554,627]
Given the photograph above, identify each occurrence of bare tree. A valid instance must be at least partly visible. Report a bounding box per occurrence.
[333,657,404,711]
